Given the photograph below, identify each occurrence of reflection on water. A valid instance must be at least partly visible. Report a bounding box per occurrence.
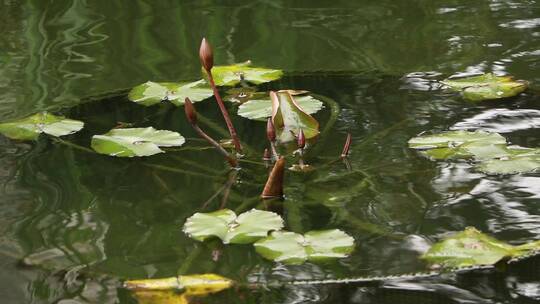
[0,0,539,303]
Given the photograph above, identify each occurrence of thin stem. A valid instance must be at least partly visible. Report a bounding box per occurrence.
[298,149,305,167]
[143,163,221,180]
[197,113,256,155]
[207,71,243,154]
[52,138,95,153]
[192,123,238,167]
[270,141,279,161]
[341,133,352,158]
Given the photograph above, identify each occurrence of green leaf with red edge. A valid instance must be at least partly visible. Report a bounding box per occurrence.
[271,91,320,143]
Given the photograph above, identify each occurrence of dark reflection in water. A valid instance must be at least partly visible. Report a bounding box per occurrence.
[0,0,539,303]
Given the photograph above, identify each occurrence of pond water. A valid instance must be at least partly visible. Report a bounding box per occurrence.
[1,1,540,303]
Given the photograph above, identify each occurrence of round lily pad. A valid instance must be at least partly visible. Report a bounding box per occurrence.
[128,80,213,106]
[91,127,185,157]
[441,73,528,101]
[238,95,324,121]
[182,209,284,244]
[0,112,84,140]
[208,62,283,86]
[254,229,355,264]
[408,130,507,160]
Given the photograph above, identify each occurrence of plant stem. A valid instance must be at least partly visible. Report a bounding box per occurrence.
[52,138,95,153]
[340,133,352,158]
[206,71,243,154]
[270,141,279,161]
[192,123,238,168]
[196,113,255,155]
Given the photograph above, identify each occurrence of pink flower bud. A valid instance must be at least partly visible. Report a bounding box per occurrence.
[266,118,276,142]
[199,38,214,71]
[297,129,306,149]
[184,98,197,125]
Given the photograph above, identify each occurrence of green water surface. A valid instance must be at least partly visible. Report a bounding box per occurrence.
[0,1,539,303]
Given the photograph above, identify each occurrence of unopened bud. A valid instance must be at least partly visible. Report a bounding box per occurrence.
[266,118,276,142]
[297,129,306,149]
[184,98,197,125]
[199,38,214,71]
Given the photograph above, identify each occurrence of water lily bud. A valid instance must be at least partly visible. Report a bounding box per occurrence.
[297,129,306,149]
[184,98,197,125]
[266,118,276,142]
[199,38,214,71]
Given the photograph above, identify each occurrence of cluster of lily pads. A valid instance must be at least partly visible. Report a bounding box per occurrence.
[123,226,540,304]
[1,37,538,303]
[182,209,355,264]
[0,63,326,158]
[407,72,540,174]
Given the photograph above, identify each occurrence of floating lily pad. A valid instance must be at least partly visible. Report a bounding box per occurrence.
[254,229,355,264]
[441,73,528,101]
[91,127,185,157]
[271,91,320,143]
[409,131,540,174]
[183,209,284,244]
[208,61,283,86]
[423,227,540,268]
[0,112,84,140]
[238,94,324,121]
[128,80,213,106]
[476,147,540,174]
[408,130,507,160]
[125,273,233,304]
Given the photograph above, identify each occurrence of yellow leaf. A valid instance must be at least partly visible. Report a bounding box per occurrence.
[132,291,188,304]
[179,273,234,296]
[124,273,234,299]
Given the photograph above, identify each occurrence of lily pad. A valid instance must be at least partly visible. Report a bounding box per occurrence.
[254,229,355,264]
[408,130,507,160]
[441,73,528,101]
[0,112,84,140]
[91,127,185,157]
[182,209,284,244]
[423,227,540,268]
[238,94,324,121]
[271,91,320,143]
[208,61,283,86]
[128,80,213,106]
[476,147,540,174]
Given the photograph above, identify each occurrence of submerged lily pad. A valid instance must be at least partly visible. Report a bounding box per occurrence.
[408,130,507,160]
[91,127,185,157]
[0,112,84,140]
[409,131,540,174]
[238,94,324,121]
[254,229,355,264]
[271,91,320,143]
[208,61,283,86]
[441,73,528,101]
[476,147,540,174]
[183,209,284,244]
[423,227,540,268]
[128,80,213,106]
